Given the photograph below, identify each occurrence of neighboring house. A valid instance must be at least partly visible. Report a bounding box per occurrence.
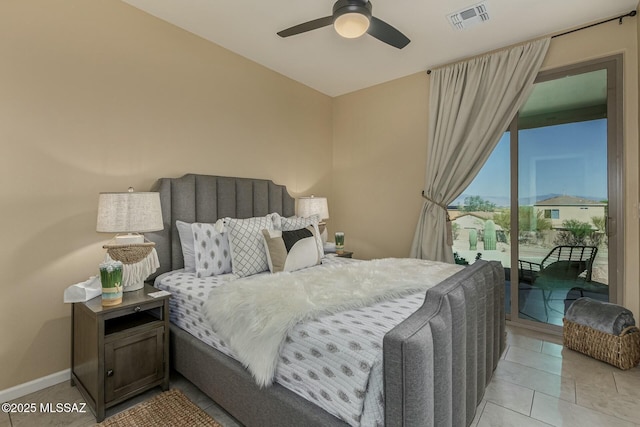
[450,211,494,228]
[449,211,503,241]
[534,195,606,228]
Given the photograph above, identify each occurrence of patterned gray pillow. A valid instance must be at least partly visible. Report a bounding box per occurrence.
[192,222,232,278]
[225,215,277,277]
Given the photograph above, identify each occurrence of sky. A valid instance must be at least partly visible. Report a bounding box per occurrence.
[456,118,607,207]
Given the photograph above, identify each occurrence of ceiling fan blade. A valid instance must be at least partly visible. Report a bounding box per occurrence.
[277,16,334,38]
[367,16,410,49]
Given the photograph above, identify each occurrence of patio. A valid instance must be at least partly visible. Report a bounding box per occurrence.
[453,238,609,327]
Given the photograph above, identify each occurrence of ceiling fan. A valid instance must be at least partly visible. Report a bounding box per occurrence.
[277,0,410,49]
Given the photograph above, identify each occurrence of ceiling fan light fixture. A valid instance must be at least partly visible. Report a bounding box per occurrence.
[277,0,409,49]
[334,12,370,38]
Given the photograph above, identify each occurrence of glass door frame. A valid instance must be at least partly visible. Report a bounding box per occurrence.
[506,55,624,332]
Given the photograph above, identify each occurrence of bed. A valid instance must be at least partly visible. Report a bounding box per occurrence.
[146,173,505,427]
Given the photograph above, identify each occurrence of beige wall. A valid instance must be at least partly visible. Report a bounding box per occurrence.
[332,20,639,318]
[0,1,332,390]
[331,72,429,259]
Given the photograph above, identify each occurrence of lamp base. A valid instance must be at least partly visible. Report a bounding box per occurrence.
[319,222,328,244]
[114,234,145,245]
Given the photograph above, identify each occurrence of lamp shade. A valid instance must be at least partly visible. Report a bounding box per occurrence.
[97,189,163,233]
[297,196,329,220]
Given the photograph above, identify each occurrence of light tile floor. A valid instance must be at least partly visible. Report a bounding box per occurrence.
[472,324,640,427]
[3,324,639,426]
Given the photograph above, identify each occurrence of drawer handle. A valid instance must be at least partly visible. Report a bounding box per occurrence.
[106,369,114,377]
[134,306,141,313]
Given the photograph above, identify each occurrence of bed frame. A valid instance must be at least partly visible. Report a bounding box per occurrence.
[146,173,505,427]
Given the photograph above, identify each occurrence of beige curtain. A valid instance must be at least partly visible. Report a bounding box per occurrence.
[410,38,550,262]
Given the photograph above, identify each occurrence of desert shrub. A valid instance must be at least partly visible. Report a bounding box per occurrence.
[553,219,594,246]
[461,195,496,212]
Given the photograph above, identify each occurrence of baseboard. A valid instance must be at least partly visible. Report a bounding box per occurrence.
[0,369,70,403]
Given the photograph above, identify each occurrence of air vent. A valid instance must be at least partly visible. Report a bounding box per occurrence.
[448,2,490,30]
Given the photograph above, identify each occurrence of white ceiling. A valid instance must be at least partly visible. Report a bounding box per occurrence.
[122,0,639,97]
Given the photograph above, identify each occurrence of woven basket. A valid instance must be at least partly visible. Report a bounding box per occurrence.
[563,318,640,370]
[103,242,155,265]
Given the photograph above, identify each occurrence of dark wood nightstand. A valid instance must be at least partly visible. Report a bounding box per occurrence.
[70,284,170,422]
[336,251,353,258]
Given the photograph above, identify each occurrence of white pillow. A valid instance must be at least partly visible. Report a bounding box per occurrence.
[176,220,196,273]
[225,214,277,277]
[280,214,324,258]
[191,222,232,278]
[262,226,321,273]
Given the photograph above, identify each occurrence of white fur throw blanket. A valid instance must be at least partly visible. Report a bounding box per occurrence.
[204,258,462,387]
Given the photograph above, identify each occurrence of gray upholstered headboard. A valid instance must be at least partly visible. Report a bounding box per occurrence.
[145,174,295,279]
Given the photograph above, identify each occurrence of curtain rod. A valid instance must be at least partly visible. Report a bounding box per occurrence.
[426,10,637,75]
[552,10,637,39]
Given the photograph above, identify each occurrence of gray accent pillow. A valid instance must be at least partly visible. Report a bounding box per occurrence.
[192,222,232,278]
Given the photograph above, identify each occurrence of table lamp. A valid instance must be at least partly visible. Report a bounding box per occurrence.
[297,196,330,243]
[96,188,163,291]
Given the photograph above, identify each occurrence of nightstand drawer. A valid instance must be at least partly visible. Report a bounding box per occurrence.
[102,300,164,321]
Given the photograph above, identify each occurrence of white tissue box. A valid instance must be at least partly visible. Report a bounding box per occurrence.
[64,276,101,303]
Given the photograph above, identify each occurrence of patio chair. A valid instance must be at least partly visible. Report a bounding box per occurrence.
[518,245,598,316]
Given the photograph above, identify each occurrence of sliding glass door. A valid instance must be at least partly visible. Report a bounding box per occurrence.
[451,56,622,331]
[516,98,608,325]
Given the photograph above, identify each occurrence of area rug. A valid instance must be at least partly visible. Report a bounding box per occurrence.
[97,389,223,427]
